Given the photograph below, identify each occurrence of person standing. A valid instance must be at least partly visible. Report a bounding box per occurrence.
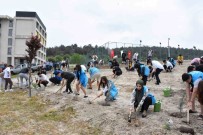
[134,64,150,85]
[3,65,13,92]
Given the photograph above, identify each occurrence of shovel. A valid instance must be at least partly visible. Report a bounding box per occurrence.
[88,96,99,104]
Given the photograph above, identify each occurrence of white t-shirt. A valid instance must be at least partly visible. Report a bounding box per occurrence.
[194,78,202,88]
[38,74,48,81]
[3,67,11,78]
[152,60,164,69]
[166,61,173,68]
[81,65,87,72]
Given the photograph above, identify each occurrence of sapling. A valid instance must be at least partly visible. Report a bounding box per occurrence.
[178,93,186,113]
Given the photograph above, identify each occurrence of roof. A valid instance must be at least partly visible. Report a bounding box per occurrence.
[0,15,13,20]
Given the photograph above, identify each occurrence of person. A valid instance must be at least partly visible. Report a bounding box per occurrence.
[112,66,122,78]
[49,69,62,85]
[168,57,176,68]
[19,67,29,88]
[147,49,153,60]
[0,69,4,90]
[197,80,203,120]
[132,52,139,63]
[190,57,203,66]
[58,71,76,94]
[36,73,49,88]
[182,71,203,113]
[125,59,134,71]
[121,52,127,64]
[111,59,119,69]
[75,64,88,98]
[134,64,150,85]
[196,64,203,73]
[163,60,173,72]
[96,76,118,102]
[177,54,183,65]
[129,80,156,118]
[88,66,101,90]
[147,60,164,85]
[187,65,195,73]
[3,65,13,92]
[80,65,87,72]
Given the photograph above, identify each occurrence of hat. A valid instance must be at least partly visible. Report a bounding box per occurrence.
[136,80,144,86]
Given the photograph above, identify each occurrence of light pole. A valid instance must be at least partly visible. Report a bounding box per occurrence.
[168,38,170,57]
[193,46,196,58]
[178,45,180,54]
[159,42,161,59]
[140,40,142,60]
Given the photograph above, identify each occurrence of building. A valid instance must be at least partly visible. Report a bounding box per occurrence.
[0,11,47,66]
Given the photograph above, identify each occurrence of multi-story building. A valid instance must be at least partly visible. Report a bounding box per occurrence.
[0,11,47,66]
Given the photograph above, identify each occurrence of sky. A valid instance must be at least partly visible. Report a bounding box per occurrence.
[1,0,203,49]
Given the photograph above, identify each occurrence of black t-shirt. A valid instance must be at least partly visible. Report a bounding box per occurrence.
[61,72,75,80]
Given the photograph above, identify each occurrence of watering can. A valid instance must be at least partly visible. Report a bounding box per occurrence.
[163,87,171,97]
[154,100,161,112]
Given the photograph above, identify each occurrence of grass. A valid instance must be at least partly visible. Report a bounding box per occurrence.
[0,91,104,134]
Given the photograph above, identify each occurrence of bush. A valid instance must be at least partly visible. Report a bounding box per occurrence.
[70,53,86,64]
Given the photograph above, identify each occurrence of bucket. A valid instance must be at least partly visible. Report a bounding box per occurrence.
[163,88,171,97]
[154,101,161,112]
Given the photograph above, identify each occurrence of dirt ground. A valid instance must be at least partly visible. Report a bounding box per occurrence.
[1,60,203,135]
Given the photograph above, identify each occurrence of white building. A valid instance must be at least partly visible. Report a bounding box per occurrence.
[0,11,47,66]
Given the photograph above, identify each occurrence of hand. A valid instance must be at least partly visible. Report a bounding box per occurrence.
[187,101,192,108]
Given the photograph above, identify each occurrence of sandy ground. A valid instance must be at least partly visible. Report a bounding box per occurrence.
[3,61,203,135]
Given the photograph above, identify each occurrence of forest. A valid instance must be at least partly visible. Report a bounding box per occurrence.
[46,44,203,64]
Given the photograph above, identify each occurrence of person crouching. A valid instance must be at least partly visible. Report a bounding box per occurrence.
[130,80,156,118]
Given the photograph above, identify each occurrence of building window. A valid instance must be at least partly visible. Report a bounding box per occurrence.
[36,22,39,29]
[8,38,12,46]
[8,29,13,36]
[9,20,13,27]
[7,47,12,55]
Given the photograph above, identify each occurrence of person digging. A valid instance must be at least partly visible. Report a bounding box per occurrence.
[129,80,156,122]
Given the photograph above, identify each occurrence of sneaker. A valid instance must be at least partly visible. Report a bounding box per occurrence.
[84,95,88,98]
[5,90,9,92]
[142,110,147,118]
[189,110,198,113]
[9,89,13,92]
[67,91,73,94]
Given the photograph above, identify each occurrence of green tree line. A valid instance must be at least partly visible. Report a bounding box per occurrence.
[47,44,203,63]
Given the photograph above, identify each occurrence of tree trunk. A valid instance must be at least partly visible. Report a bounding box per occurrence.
[28,63,32,97]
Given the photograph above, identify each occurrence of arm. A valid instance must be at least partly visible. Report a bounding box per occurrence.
[59,78,66,90]
[185,83,190,102]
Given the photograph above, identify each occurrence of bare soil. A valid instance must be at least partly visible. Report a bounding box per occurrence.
[0,61,203,135]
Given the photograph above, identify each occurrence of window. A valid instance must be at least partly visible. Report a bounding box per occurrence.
[7,47,12,55]
[9,20,13,27]
[36,22,39,29]
[8,29,12,36]
[8,38,12,46]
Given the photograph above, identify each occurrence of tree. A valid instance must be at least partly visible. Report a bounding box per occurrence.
[25,35,42,97]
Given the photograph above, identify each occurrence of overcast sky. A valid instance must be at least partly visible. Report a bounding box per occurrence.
[1,0,203,49]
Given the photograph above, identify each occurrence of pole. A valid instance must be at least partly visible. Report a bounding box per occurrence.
[140,40,142,61]
[168,38,170,57]
[160,42,161,60]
